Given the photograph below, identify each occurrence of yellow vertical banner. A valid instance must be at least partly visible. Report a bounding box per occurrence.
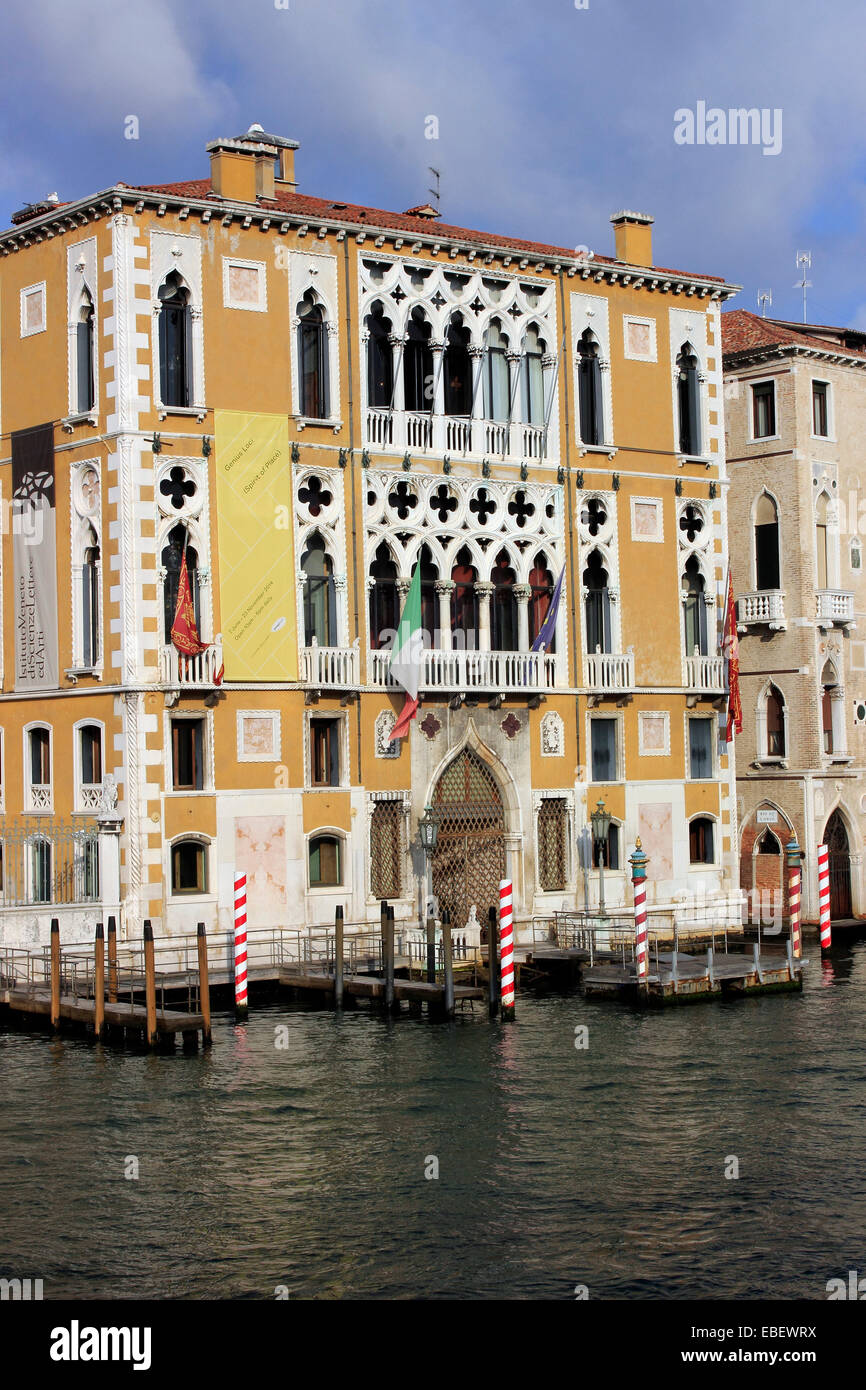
[214,410,297,680]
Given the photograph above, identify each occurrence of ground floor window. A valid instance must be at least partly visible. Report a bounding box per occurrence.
[172,840,207,894]
[591,822,620,870]
[689,817,715,865]
[370,800,402,898]
[310,834,342,887]
[537,798,568,890]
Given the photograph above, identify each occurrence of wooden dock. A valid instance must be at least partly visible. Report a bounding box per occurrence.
[0,983,205,1043]
[580,945,805,1004]
[278,966,484,1007]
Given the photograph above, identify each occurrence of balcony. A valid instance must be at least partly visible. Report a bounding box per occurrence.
[585,650,635,698]
[816,589,855,628]
[369,647,556,694]
[27,784,52,813]
[685,652,726,694]
[160,640,223,690]
[365,408,547,462]
[301,642,360,690]
[738,590,786,631]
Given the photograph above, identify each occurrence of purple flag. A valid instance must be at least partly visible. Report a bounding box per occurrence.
[531,567,564,653]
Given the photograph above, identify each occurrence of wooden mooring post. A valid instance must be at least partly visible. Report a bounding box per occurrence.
[442,908,455,1019]
[50,918,61,1031]
[487,905,499,1019]
[94,922,105,1040]
[379,898,388,973]
[107,915,118,1002]
[143,920,158,1047]
[196,923,212,1045]
[334,905,344,1009]
[384,905,396,1012]
[426,902,436,985]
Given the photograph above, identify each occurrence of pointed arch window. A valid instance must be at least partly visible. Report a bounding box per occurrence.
[404,306,433,412]
[583,550,611,654]
[676,342,701,456]
[491,550,518,651]
[158,271,193,408]
[483,319,509,421]
[522,325,545,425]
[162,525,200,642]
[577,329,603,446]
[297,291,329,419]
[369,542,398,650]
[754,493,780,590]
[451,546,478,648]
[682,555,708,656]
[418,544,438,648]
[366,301,393,408]
[301,533,336,646]
[81,532,100,668]
[765,684,786,757]
[444,313,472,417]
[530,553,555,652]
[76,289,95,414]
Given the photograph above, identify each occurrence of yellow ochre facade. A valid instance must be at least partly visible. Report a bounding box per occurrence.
[0,126,742,946]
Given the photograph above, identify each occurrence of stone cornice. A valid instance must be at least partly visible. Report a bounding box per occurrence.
[724,341,866,372]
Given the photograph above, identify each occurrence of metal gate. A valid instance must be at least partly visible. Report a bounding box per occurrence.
[431,748,505,930]
[825,811,852,919]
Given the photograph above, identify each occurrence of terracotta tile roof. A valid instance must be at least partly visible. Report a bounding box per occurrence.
[722,308,866,360]
[122,178,729,284]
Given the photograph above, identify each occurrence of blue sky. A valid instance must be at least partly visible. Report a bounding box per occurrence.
[2,0,866,326]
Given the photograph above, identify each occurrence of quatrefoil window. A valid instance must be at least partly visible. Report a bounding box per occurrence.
[298,475,332,517]
[159,466,197,511]
[430,484,458,523]
[580,497,607,535]
[679,504,704,543]
[390,285,406,303]
[508,489,535,529]
[388,480,418,519]
[469,488,497,525]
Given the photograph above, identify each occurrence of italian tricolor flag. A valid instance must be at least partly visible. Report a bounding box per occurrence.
[388,563,423,741]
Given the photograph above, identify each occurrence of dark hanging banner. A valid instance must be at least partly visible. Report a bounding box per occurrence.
[11,422,58,691]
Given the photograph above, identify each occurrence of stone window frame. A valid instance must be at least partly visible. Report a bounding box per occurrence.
[222,256,268,313]
[20,281,47,338]
[533,789,575,893]
[630,494,664,544]
[638,710,670,758]
[303,708,351,790]
[622,313,656,363]
[236,709,281,763]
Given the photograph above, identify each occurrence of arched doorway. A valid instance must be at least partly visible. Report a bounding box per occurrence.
[431,747,505,930]
[825,810,852,919]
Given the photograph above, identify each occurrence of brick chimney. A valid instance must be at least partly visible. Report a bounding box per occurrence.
[610,210,654,268]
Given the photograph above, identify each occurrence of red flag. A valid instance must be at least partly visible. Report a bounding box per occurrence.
[388,695,419,742]
[214,662,224,686]
[722,568,742,743]
[170,552,207,656]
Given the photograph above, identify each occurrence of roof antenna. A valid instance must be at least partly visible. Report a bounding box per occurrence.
[757,289,773,318]
[794,251,812,324]
[428,167,441,214]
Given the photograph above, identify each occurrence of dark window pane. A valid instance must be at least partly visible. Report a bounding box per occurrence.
[590,719,616,782]
[689,719,713,779]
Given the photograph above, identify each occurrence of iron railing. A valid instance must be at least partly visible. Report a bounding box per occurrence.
[0,820,99,907]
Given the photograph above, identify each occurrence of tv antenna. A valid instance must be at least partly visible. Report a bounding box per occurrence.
[794,251,812,324]
[757,289,773,317]
[428,167,441,213]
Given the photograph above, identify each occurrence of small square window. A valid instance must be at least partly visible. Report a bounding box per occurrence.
[623,315,656,362]
[751,381,776,438]
[20,283,46,337]
[222,258,267,312]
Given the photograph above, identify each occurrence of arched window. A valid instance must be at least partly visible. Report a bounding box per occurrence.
[754,493,780,590]
[297,291,329,419]
[821,659,840,755]
[451,546,478,648]
[301,533,336,646]
[577,329,603,446]
[483,319,509,421]
[81,531,100,668]
[79,724,102,806]
[404,306,433,412]
[583,550,611,654]
[766,684,786,757]
[369,542,398,649]
[418,544,438,648]
[309,834,342,887]
[444,313,471,417]
[171,839,207,895]
[676,342,701,456]
[29,727,50,788]
[816,493,829,589]
[366,301,393,408]
[682,555,708,656]
[689,816,715,864]
[76,289,95,414]
[529,553,555,652]
[522,325,545,425]
[491,550,517,651]
[162,525,200,642]
[757,830,781,855]
[158,271,193,408]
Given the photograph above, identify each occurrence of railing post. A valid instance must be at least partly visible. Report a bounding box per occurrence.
[442,908,455,1019]
[107,915,118,1002]
[94,922,105,1040]
[50,918,61,1031]
[143,920,158,1047]
[196,923,212,1045]
[334,905,344,1008]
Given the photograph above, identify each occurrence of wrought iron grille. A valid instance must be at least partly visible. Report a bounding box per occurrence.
[370,799,402,899]
[0,820,100,907]
[432,748,505,929]
[537,797,568,891]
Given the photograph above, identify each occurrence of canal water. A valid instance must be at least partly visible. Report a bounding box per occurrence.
[2,938,865,1301]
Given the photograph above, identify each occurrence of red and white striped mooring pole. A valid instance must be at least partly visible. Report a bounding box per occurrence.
[786,837,802,960]
[630,838,649,989]
[817,844,832,952]
[234,871,249,1018]
[498,879,515,1021]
